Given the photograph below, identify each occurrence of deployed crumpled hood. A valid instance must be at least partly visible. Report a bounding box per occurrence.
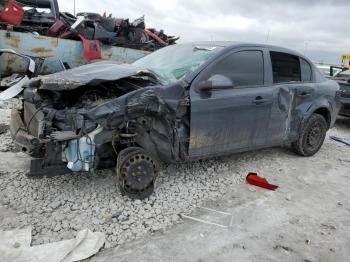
[38,61,144,91]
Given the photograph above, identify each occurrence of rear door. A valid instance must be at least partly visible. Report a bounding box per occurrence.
[266,51,316,145]
[188,48,273,158]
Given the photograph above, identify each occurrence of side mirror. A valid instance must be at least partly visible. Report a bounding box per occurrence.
[197,74,234,92]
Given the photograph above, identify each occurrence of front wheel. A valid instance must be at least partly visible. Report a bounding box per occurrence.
[116,147,158,199]
[292,114,328,156]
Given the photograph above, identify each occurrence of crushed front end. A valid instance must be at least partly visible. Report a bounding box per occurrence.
[9,62,161,177]
[10,84,114,177]
[10,61,190,179]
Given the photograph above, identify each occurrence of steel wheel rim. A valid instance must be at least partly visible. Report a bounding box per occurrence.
[306,123,323,149]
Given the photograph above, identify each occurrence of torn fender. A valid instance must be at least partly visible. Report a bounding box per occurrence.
[83,82,187,130]
[84,87,171,130]
[83,83,189,162]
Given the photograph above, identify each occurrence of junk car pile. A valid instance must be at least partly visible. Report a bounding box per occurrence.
[0,0,179,51]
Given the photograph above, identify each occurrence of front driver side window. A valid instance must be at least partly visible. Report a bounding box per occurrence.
[201,50,264,87]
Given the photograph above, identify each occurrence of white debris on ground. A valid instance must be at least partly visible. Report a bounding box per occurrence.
[0,227,105,262]
[0,98,349,250]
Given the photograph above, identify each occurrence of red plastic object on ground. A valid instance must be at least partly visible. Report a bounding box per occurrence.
[246,172,278,191]
[0,0,24,25]
[78,35,101,61]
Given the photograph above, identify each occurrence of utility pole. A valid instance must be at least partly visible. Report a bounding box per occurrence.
[266,29,270,43]
[74,0,76,16]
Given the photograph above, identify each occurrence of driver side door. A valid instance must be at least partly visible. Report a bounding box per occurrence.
[188,49,273,158]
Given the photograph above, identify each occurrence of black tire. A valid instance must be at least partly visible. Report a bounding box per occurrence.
[292,114,328,156]
[116,148,158,199]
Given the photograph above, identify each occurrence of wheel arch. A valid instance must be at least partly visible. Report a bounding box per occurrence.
[304,97,333,129]
[312,107,331,128]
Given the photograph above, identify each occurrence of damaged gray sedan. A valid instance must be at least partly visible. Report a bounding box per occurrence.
[10,42,341,199]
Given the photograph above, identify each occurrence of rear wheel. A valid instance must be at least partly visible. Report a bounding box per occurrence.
[292,114,328,156]
[116,147,158,199]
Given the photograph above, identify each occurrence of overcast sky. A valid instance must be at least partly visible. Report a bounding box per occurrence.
[59,0,349,64]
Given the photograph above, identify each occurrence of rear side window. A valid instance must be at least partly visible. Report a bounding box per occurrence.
[202,50,264,87]
[300,58,312,82]
[270,52,301,84]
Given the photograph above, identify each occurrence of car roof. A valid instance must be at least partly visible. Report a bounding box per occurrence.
[182,41,321,84]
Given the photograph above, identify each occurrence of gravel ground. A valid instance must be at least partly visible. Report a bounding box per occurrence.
[0,160,246,248]
[0,98,349,251]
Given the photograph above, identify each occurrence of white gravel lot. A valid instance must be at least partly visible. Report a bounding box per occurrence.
[0,99,349,252]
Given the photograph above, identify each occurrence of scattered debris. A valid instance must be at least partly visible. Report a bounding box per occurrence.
[111,211,123,219]
[246,173,279,191]
[321,223,337,230]
[102,212,110,221]
[0,227,105,262]
[0,0,24,25]
[0,123,8,134]
[181,214,228,228]
[330,136,350,146]
[197,206,231,216]
[0,49,44,100]
[339,159,350,163]
[232,244,246,250]
[273,245,294,253]
[181,206,233,228]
